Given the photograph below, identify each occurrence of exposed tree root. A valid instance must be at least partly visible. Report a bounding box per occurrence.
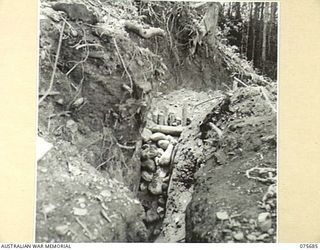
[39,20,65,104]
[124,21,165,39]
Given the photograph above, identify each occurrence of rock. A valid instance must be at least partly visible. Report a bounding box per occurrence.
[73,207,88,216]
[233,231,244,241]
[267,228,275,235]
[40,168,48,173]
[156,167,168,178]
[224,235,232,240]
[216,211,229,220]
[157,140,170,150]
[66,119,78,133]
[141,128,152,142]
[163,176,170,183]
[152,228,161,236]
[67,163,81,176]
[55,225,69,236]
[72,97,85,108]
[150,132,167,142]
[148,178,163,195]
[100,190,111,197]
[42,203,56,214]
[70,29,78,37]
[141,159,156,172]
[249,218,256,225]
[133,199,140,204]
[257,233,270,241]
[140,182,148,191]
[246,234,257,242]
[145,209,159,224]
[141,171,153,182]
[158,197,166,207]
[251,231,261,236]
[265,204,271,211]
[157,206,164,214]
[162,183,168,192]
[257,212,272,232]
[78,197,86,203]
[258,212,270,222]
[56,98,64,105]
[230,220,241,228]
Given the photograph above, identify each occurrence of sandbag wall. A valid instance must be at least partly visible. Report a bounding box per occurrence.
[137,111,185,241]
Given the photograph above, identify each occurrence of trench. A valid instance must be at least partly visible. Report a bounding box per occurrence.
[136,102,188,241]
[132,88,218,242]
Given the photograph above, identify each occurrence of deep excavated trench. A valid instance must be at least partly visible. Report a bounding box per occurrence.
[137,96,185,241]
[134,88,223,241]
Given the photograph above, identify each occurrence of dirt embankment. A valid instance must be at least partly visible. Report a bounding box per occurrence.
[185,86,277,243]
[37,0,166,242]
[155,85,277,243]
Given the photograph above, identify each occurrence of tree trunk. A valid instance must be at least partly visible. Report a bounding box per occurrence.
[262,2,269,70]
[247,2,253,60]
[190,2,221,55]
[235,2,241,20]
[227,2,231,18]
[252,3,259,65]
[257,3,264,68]
[269,3,277,62]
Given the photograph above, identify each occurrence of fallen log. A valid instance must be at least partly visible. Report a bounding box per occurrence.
[124,21,165,39]
[148,124,184,136]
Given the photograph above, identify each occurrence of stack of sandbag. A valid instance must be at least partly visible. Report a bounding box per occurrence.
[139,128,180,224]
